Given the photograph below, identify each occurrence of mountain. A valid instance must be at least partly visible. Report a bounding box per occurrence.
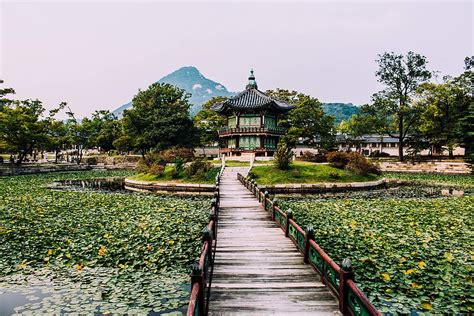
[322,103,360,125]
[113,66,235,117]
[112,66,360,123]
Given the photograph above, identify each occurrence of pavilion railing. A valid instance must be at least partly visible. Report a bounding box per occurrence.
[218,126,287,135]
[238,173,381,316]
[186,165,224,316]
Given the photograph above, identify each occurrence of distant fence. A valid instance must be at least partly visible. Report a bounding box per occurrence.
[238,173,381,316]
[186,165,224,315]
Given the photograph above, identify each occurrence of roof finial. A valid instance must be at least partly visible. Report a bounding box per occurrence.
[246,69,258,90]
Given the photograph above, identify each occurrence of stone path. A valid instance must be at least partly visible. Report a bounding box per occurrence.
[208,167,339,315]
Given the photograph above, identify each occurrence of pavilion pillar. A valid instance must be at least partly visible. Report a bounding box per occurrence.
[236,136,240,149]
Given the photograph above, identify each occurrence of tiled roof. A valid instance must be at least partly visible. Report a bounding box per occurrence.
[211,88,294,113]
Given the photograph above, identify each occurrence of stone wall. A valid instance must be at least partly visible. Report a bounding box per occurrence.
[124,178,214,195]
[379,161,471,174]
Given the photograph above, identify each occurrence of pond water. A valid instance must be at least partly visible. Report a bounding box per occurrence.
[277,184,470,201]
[49,178,126,192]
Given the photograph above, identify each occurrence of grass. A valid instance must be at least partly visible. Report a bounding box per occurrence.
[129,165,220,184]
[249,161,380,185]
[224,160,250,167]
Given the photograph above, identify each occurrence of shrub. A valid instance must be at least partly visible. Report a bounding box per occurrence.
[246,171,257,180]
[274,142,293,170]
[300,151,327,163]
[148,164,165,176]
[173,157,184,173]
[184,159,211,178]
[346,152,381,176]
[161,148,194,163]
[84,157,98,165]
[370,150,390,157]
[327,152,350,169]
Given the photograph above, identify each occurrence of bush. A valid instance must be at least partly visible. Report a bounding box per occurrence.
[84,157,98,165]
[346,152,381,176]
[327,152,350,169]
[274,142,293,170]
[327,151,381,176]
[161,148,194,163]
[173,157,184,173]
[136,153,166,174]
[184,159,211,178]
[300,151,327,163]
[148,164,165,176]
[370,150,390,158]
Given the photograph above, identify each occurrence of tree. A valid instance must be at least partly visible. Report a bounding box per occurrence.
[371,51,432,161]
[274,141,293,170]
[455,57,473,163]
[265,89,335,150]
[81,110,121,152]
[193,96,227,149]
[0,99,48,164]
[121,83,198,158]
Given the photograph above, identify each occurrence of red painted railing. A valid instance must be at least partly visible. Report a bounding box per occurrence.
[186,167,224,316]
[238,173,381,316]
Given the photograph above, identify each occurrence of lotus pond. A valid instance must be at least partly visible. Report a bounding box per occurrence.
[0,171,211,314]
[278,173,474,314]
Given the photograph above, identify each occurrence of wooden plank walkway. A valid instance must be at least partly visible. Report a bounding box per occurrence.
[208,167,339,315]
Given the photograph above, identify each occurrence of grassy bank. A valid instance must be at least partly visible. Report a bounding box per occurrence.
[129,165,220,184]
[249,161,380,185]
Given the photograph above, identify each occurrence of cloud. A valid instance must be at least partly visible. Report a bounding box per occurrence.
[215,84,224,90]
[192,84,202,90]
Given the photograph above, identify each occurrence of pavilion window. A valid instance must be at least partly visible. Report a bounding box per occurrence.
[228,116,237,128]
[240,136,260,149]
[240,114,261,127]
[264,116,276,129]
[228,138,236,148]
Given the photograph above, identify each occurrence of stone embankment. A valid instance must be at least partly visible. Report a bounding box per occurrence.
[124,178,214,195]
[379,161,470,174]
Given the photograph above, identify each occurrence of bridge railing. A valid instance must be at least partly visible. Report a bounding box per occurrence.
[237,173,381,316]
[187,167,224,316]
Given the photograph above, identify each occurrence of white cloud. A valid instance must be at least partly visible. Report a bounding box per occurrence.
[215,84,224,90]
[206,88,213,94]
[192,84,202,90]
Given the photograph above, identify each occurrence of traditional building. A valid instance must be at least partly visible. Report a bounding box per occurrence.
[212,71,294,158]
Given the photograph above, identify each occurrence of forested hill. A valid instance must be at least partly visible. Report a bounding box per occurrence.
[112,66,359,123]
[322,103,360,124]
[113,66,235,117]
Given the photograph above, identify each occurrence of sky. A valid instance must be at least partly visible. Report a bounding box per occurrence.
[1,0,472,118]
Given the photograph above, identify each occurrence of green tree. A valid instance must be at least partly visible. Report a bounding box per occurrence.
[0,99,48,164]
[193,96,227,147]
[371,51,432,161]
[121,83,198,158]
[265,89,335,150]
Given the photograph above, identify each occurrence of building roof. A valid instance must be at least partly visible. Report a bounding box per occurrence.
[211,70,294,114]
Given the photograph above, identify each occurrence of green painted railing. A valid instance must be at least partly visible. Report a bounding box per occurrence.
[237,173,380,316]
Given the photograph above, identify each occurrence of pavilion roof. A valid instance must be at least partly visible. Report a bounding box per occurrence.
[211,70,294,114]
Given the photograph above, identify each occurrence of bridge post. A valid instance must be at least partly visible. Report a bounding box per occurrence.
[285,209,293,237]
[271,198,278,220]
[191,262,205,315]
[339,258,355,314]
[264,191,269,210]
[304,225,314,264]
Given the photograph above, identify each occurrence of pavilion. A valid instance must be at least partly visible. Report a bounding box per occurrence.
[212,70,294,159]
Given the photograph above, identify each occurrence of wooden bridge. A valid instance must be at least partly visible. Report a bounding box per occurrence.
[187,167,379,316]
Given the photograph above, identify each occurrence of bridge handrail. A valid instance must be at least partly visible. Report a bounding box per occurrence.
[237,172,381,316]
[186,167,224,315]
